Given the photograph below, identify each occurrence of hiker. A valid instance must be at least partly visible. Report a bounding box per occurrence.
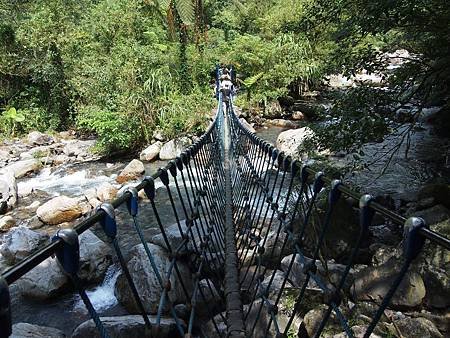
[220,68,233,112]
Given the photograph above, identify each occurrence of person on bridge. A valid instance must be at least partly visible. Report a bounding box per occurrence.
[220,68,234,113]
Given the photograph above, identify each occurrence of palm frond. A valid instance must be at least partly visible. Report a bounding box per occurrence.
[175,0,195,25]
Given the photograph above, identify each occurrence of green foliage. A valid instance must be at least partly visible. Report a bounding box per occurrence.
[1,107,25,136]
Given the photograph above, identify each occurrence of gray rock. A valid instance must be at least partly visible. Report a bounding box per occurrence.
[0,159,40,178]
[63,139,95,157]
[264,101,283,118]
[411,204,450,225]
[276,127,314,159]
[352,257,426,308]
[116,159,145,184]
[27,131,54,145]
[36,196,82,225]
[115,243,192,314]
[0,226,49,265]
[78,230,112,283]
[394,317,443,338]
[16,256,69,299]
[72,315,184,338]
[139,141,163,162]
[0,172,17,211]
[259,230,292,267]
[11,322,65,338]
[159,137,192,160]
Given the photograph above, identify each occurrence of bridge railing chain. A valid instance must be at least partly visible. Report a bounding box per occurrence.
[227,97,450,338]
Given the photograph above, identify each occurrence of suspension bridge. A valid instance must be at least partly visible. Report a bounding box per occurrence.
[0,82,449,338]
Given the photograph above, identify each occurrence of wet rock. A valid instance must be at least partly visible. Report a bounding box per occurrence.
[276,127,314,159]
[11,322,65,338]
[0,226,49,265]
[239,118,256,133]
[0,149,10,162]
[36,196,82,225]
[394,317,443,338]
[115,243,193,314]
[0,172,17,211]
[266,119,298,129]
[352,256,426,308]
[418,184,450,209]
[78,230,112,283]
[410,204,450,225]
[27,131,54,145]
[116,159,145,184]
[0,215,16,231]
[96,182,118,202]
[72,315,184,338]
[159,137,192,160]
[139,141,163,162]
[1,159,41,178]
[16,256,69,300]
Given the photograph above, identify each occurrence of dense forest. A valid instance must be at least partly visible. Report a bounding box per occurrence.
[1,0,449,155]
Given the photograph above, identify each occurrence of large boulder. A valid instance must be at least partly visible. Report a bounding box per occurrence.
[351,256,426,308]
[276,127,314,159]
[115,243,192,314]
[139,141,163,162]
[394,317,443,338]
[0,226,49,265]
[159,137,192,160]
[36,196,82,225]
[0,159,41,178]
[11,323,65,338]
[0,172,17,211]
[27,131,54,145]
[72,315,184,338]
[16,256,69,299]
[78,230,112,283]
[116,159,145,184]
[15,230,111,300]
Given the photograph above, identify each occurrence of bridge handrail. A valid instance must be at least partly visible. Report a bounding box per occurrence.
[228,100,450,251]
